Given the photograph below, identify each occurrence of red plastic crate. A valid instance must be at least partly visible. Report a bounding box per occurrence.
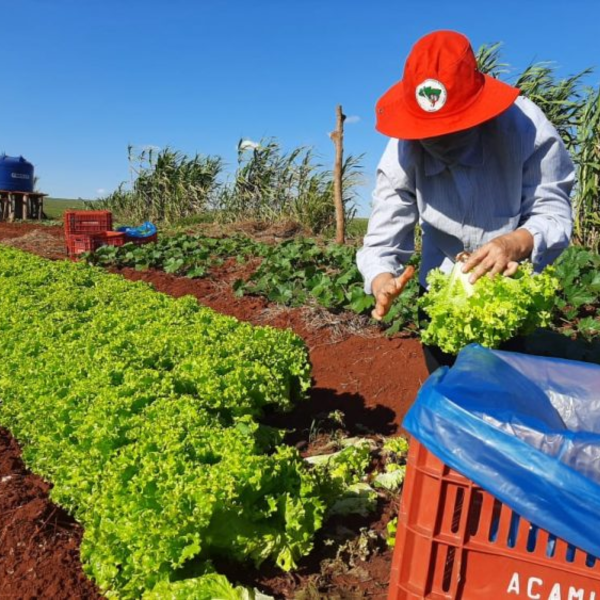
[388,439,600,599]
[64,210,113,235]
[66,231,125,258]
[93,230,126,249]
[66,233,95,256]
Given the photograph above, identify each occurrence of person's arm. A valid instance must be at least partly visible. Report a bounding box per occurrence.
[356,140,419,301]
[463,110,574,283]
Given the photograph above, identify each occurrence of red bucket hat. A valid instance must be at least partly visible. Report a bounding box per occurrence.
[376,30,520,140]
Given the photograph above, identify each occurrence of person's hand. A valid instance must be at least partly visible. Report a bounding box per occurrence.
[371,266,416,321]
[462,229,534,284]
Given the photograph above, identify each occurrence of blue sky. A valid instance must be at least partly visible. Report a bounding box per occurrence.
[3,0,600,216]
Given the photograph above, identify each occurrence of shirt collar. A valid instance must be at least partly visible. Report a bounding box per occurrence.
[422,129,485,176]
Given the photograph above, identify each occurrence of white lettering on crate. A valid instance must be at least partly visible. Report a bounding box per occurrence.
[507,572,597,599]
[528,577,543,599]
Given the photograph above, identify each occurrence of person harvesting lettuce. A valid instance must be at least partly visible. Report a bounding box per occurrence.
[357,30,573,370]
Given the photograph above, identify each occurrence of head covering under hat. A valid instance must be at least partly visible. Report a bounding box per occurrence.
[376,30,520,140]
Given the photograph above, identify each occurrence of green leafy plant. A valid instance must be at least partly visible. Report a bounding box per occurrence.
[551,246,600,339]
[386,517,398,549]
[236,238,373,314]
[382,436,409,456]
[419,262,559,354]
[0,246,331,598]
[144,573,256,600]
[87,233,269,277]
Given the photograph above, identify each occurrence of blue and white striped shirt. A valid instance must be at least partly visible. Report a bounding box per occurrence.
[357,96,575,291]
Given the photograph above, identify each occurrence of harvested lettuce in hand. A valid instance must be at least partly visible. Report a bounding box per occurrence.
[419,262,559,354]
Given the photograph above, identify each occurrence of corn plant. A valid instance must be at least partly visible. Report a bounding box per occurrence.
[216,138,362,234]
[95,146,223,224]
[475,42,510,80]
[513,65,591,153]
[573,88,600,251]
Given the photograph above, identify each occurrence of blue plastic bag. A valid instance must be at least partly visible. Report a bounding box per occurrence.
[403,344,600,557]
[116,221,157,238]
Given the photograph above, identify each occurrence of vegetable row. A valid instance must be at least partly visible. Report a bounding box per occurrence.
[0,246,323,598]
[88,234,600,354]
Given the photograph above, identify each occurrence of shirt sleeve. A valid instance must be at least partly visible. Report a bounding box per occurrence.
[517,109,575,269]
[356,140,419,294]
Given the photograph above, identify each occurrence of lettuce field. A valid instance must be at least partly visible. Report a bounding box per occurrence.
[0,222,431,599]
[0,221,599,598]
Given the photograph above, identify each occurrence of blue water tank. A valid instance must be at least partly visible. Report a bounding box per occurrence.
[0,155,34,192]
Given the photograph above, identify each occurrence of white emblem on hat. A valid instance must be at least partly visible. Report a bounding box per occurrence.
[416,79,447,112]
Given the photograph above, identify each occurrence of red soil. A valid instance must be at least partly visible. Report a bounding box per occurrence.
[0,223,430,599]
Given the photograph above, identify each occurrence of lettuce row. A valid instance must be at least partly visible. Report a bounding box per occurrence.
[0,247,323,598]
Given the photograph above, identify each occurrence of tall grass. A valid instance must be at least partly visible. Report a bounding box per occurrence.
[573,88,600,251]
[96,141,363,235]
[95,146,223,225]
[513,66,591,153]
[215,139,363,234]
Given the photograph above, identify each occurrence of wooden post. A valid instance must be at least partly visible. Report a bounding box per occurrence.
[8,193,15,223]
[330,104,346,244]
[22,193,29,220]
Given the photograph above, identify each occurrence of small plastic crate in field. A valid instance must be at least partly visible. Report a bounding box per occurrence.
[92,230,126,249]
[66,231,125,258]
[123,232,157,245]
[64,210,113,235]
[66,233,95,257]
[388,439,600,599]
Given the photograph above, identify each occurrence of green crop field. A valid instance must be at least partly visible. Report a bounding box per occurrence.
[348,217,368,238]
[43,198,90,220]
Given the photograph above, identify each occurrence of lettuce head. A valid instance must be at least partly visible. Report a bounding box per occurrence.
[419,262,559,355]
